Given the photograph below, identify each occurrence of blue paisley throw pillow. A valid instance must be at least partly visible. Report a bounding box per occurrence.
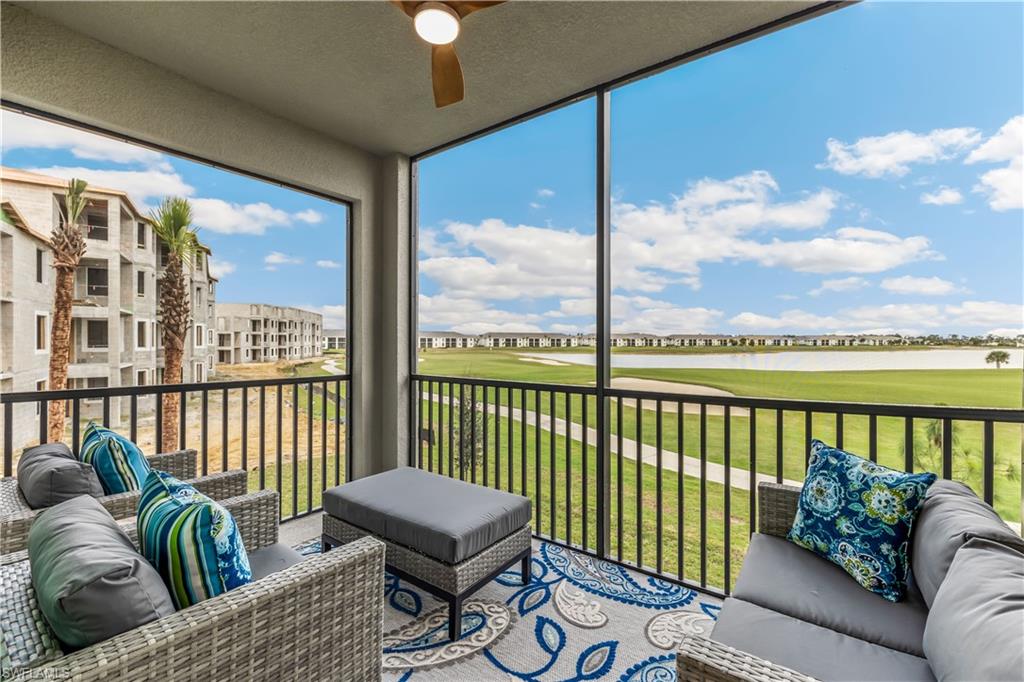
[788,439,936,602]
[79,422,151,494]
[137,470,252,609]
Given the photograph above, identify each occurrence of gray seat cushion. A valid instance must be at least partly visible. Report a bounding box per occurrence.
[28,496,175,649]
[324,467,531,564]
[923,538,1024,682]
[733,533,928,656]
[712,598,935,682]
[248,542,305,581]
[16,443,103,509]
[911,479,1024,607]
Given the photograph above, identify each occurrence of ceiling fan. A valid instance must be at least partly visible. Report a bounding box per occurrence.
[392,1,504,108]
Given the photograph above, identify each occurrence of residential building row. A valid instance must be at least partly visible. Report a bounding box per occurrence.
[215,303,323,364]
[0,167,217,448]
[1,167,326,451]
[416,331,909,349]
[323,328,346,351]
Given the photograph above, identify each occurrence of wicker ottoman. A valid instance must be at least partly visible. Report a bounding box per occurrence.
[322,467,531,641]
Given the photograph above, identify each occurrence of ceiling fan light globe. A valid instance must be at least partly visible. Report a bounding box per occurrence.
[414,3,460,45]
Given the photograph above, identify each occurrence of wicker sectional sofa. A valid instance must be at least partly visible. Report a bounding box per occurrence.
[0,449,249,553]
[2,489,386,681]
[677,481,1024,682]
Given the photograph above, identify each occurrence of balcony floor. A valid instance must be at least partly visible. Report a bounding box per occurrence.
[286,515,722,681]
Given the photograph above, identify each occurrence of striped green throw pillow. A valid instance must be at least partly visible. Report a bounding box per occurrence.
[79,422,151,494]
[137,470,252,609]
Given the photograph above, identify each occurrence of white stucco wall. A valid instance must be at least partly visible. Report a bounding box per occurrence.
[2,4,412,477]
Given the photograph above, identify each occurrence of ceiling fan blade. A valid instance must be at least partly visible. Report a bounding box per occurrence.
[431,43,464,107]
[449,1,504,19]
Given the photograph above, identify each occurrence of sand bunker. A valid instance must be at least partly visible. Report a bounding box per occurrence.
[518,356,571,367]
[610,377,746,416]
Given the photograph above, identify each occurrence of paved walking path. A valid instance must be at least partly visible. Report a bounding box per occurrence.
[423,393,804,493]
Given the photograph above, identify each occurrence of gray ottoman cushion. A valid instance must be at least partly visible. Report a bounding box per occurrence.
[712,598,935,682]
[923,538,1024,682]
[248,542,305,581]
[733,533,928,656]
[911,479,1024,607]
[16,443,103,509]
[324,467,531,564]
[28,496,175,649]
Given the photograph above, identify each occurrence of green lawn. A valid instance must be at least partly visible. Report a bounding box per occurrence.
[416,350,1023,523]
[417,402,744,589]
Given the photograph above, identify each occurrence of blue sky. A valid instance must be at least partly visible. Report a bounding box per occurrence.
[417,2,1023,337]
[1,112,348,328]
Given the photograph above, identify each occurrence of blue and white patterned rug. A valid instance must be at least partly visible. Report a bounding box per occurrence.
[294,539,721,681]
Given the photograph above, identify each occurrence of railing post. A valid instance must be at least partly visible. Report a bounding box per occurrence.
[595,85,612,558]
[3,402,12,477]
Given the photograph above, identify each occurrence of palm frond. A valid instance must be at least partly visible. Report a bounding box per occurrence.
[150,197,200,269]
[62,178,89,226]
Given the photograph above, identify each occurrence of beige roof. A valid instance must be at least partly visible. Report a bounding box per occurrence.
[3,167,216,262]
[1,200,51,245]
[1,166,149,220]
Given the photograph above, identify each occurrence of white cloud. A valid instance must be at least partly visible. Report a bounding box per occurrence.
[920,186,963,206]
[809,276,868,296]
[3,111,168,167]
[192,198,307,235]
[611,296,723,335]
[316,259,341,269]
[945,300,1023,329]
[263,251,303,271]
[966,116,1023,165]
[26,166,193,207]
[420,219,594,301]
[537,188,555,198]
[298,304,346,329]
[208,257,236,279]
[730,300,1023,335]
[818,127,981,178]
[528,202,543,210]
[972,162,1023,211]
[986,327,1024,338]
[732,227,940,274]
[966,116,1023,211]
[880,275,959,296]
[419,294,542,335]
[294,209,324,224]
[418,171,942,333]
[418,229,450,257]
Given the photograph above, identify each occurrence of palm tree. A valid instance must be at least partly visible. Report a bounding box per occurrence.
[46,179,89,442]
[985,350,1011,369]
[151,197,199,453]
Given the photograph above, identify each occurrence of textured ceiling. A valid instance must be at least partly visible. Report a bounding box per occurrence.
[15,1,833,156]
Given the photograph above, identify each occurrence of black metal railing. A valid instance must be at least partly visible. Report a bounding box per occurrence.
[412,373,1024,597]
[2,375,350,521]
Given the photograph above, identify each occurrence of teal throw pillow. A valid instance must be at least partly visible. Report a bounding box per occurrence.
[137,470,252,609]
[79,421,151,494]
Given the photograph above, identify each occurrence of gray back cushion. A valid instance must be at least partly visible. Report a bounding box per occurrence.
[923,538,1024,682]
[28,495,175,649]
[910,479,1024,607]
[17,443,103,509]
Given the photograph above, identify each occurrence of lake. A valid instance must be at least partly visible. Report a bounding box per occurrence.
[521,348,1023,372]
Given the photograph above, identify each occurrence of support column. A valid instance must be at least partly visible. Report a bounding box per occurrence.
[349,153,411,478]
[595,88,612,557]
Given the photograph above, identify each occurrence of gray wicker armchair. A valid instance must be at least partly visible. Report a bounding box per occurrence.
[3,489,386,681]
[676,482,817,682]
[0,449,250,554]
